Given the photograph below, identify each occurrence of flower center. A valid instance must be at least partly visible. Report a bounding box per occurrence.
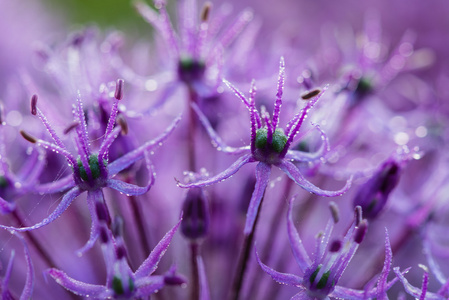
[255,128,287,153]
[112,276,135,296]
[177,57,206,84]
[77,154,107,182]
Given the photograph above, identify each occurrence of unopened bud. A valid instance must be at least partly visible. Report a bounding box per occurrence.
[181,188,209,240]
[353,160,401,219]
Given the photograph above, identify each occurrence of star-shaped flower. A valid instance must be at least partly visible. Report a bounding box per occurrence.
[46,217,185,299]
[257,198,397,300]
[0,80,180,254]
[178,58,352,233]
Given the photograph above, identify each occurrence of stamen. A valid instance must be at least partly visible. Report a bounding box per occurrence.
[116,114,128,135]
[114,79,124,100]
[0,102,4,125]
[301,88,321,100]
[63,121,80,135]
[329,201,339,223]
[116,245,127,260]
[354,219,368,244]
[354,206,362,226]
[31,94,38,115]
[95,202,111,225]
[20,130,37,144]
[200,2,212,23]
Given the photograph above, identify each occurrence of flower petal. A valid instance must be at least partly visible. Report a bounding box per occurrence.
[135,276,165,297]
[134,218,181,278]
[277,160,352,197]
[0,187,82,232]
[244,162,271,234]
[285,124,330,162]
[177,153,254,188]
[376,229,392,300]
[255,250,303,287]
[0,197,15,214]
[107,179,151,196]
[33,175,76,194]
[287,197,311,272]
[46,268,110,298]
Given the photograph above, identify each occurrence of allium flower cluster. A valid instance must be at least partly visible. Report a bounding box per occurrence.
[0,0,448,299]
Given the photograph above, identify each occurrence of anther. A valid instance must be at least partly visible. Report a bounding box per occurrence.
[201,2,212,22]
[354,219,368,244]
[95,202,111,225]
[116,114,128,135]
[114,79,124,100]
[329,201,339,223]
[63,121,80,135]
[329,239,342,252]
[20,130,37,144]
[112,216,124,238]
[31,95,38,115]
[354,206,362,226]
[301,88,321,100]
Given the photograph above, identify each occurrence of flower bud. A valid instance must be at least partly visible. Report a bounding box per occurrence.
[353,160,401,219]
[181,188,209,240]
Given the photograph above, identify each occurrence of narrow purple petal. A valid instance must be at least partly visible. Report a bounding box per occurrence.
[222,79,250,108]
[33,175,76,194]
[244,162,271,234]
[76,190,104,256]
[107,178,152,196]
[290,292,312,300]
[284,124,330,161]
[255,250,303,287]
[135,218,181,278]
[46,269,110,297]
[19,235,34,300]
[392,267,443,299]
[287,197,311,272]
[377,230,392,300]
[191,102,250,155]
[272,57,285,130]
[0,187,82,232]
[277,160,352,197]
[198,256,211,300]
[177,153,254,188]
[0,197,15,214]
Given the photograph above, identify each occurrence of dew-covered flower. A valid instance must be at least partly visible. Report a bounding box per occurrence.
[47,217,185,298]
[179,58,352,233]
[257,198,396,300]
[0,82,180,254]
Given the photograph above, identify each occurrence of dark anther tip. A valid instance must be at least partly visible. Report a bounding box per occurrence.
[20,130,37,144]
[354,219,368,244]
[0,102,4,125]
[201,2,212,22]
[116,114,128,135]
[301,88,321,100]
[31,94,38,115]
[329,239,342,252]
[329,201,339,224]
[354,206,362,226]
[114,79,124,100]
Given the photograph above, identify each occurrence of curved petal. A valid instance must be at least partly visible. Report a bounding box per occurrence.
[243,162,271,234]
[135,218,181,278]
[108,114,181,176]
[33,175,76,194]
[76,190,104,256]
[285,124,330,162]
[287,197,311,272]
[377,230,393,300]
[191,102,250,155]
[0,187,82,232]
[46,269,110,298]
[107,179,151,196]
[177,153,254,188]
[277,160,352,197]
[19,235,34,300]
[255,250,303,287]
[0,197,15,214]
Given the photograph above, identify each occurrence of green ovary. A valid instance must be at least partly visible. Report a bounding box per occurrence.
[77,154,107,181]
[255,128,287,153]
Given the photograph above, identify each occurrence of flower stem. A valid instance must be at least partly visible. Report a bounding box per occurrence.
[229,192,266,300]
[189,241,201,300]
[188,88,198,172]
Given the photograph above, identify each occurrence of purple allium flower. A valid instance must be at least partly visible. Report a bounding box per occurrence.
[0,234,34,300]
[256,198,396,300]
[179,58,352,233]
[0,83,180,254]
[110,0,253,116]
[46,217,185,298]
